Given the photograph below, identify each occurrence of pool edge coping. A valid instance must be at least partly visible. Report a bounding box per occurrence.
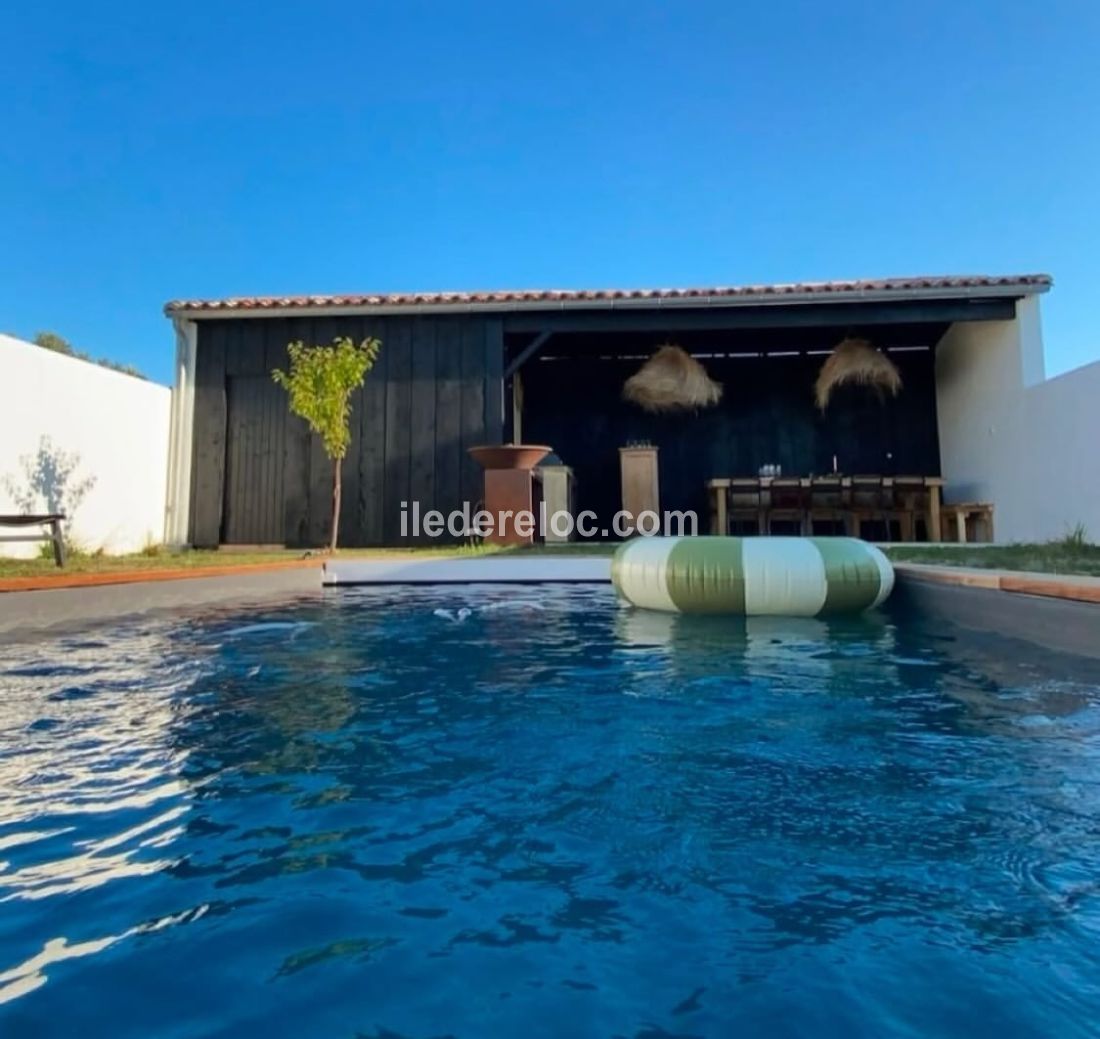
[4,554,1097,609]
[894,562,1100,606]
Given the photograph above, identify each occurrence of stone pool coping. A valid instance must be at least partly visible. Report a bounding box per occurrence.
[0,568,324,643]
[893,562,1100,605]
[4,553,1097,603]
[2,553,1095,647]
[0,557,613,642]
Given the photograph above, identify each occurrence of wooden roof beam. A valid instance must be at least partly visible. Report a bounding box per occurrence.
[504,331,553,379]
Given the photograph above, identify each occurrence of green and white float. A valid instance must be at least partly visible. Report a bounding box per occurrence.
[611,536,894,616]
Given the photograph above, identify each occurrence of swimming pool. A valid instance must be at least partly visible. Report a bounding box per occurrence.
[1,586,1099,1037]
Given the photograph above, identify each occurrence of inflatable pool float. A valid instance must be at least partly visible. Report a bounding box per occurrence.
[611,536,893,616]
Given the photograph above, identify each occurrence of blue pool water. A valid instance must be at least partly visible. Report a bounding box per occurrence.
[2,586,1100,1038]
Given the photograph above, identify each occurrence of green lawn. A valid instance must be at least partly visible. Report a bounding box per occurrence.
[884,541,1100,577]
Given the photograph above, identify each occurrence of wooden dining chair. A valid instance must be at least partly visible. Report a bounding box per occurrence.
[728,483,767,535]
[767,478,809,535]
[848,475,889,540]
[888,476,927,542]
[808,476,847,535]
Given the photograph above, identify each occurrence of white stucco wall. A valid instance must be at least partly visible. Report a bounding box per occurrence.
[936,297,1100,542]
[0,334,172,556]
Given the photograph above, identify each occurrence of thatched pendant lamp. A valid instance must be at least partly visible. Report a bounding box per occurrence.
[815,337,902,411]
[623,344,723,413]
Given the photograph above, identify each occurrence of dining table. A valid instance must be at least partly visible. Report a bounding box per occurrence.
[706,475,945,542]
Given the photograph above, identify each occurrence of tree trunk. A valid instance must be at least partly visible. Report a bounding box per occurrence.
[330,456,342,553]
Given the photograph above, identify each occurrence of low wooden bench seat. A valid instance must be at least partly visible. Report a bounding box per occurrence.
[940,502,994,543]
[0,514,67,566]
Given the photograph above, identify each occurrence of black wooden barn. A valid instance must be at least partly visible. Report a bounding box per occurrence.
[164,276,1048,548]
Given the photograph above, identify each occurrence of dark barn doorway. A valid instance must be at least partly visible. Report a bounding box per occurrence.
[517,325,945,537]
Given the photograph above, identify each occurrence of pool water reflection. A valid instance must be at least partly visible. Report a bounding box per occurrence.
[1,586,1099,1037]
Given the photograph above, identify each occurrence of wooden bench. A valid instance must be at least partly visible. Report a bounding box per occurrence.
[940,502,994,543]
[0,514,67,566]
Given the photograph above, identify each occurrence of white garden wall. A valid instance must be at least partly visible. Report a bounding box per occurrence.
[936,297,1100,543]
[0,334,172,556]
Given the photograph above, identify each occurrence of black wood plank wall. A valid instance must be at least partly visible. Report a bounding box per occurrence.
[189,308,942,548]
[189,314,505,547]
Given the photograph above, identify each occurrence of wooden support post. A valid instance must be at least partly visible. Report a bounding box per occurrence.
[51,518,66,567]
[714,485,727,535]
[927,483,943,542]
[512,370,524,444]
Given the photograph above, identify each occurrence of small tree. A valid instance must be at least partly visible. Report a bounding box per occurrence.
[272,336,380,551]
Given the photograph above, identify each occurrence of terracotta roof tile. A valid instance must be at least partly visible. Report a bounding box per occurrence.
[164,273,1052,316]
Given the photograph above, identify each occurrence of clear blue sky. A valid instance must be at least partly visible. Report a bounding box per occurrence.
[2,0,1098,384]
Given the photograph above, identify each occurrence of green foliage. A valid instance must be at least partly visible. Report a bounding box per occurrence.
[31,330,147,380]
[35,534,90,559]
[101,360,146,379]
[1058,522,1089,550]
[272,336,381,551]
[33,331,75,354]
[272,337,381,461]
